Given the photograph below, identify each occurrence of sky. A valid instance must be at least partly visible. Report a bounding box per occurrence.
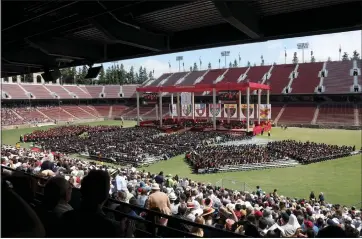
[102,30,361,78]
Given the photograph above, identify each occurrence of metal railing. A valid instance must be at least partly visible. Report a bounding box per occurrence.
[1,166,247,238]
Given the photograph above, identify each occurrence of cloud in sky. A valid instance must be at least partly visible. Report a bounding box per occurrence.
[104,30,361,78]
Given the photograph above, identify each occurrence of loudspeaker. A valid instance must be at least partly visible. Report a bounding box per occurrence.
[85,66,102,79]
[41,69,61,82]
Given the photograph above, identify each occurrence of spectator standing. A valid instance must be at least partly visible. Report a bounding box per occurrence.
[147,183,171,216]
[59,170,124,237]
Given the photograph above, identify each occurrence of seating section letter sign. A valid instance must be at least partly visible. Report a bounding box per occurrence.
[257,104,271,119]
[171,104,177,117]
[209,104,221,118]
[195,104,207,117]
[181,104,192,117]
[240,104,254,119]
[223,104,237,118]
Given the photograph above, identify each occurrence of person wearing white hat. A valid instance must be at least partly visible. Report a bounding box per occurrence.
[168,192,179,215]
[146,183,171,215]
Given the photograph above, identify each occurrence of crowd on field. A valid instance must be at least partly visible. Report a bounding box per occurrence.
[22,126,249,166]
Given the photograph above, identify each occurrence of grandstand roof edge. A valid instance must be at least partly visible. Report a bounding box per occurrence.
[136,82,270,93]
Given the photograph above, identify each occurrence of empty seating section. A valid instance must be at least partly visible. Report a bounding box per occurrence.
[271,104,284,121]
[141,107,157,118]
[148,73,171,86]
[245,66,270,83]
[2,84,28,99]
[278,104,316,124]
[63,85,92,98]
[13,107,50,123]
[85,86,103,98]
[77,105,99,117]
[198,69,226,84]
[292,63,323,94]
[93,105,111,117]
[22,84,52,99]
[222,67,248,83]
[317,103,355,125]
[324,61,352,93]
[46,85,72,99]
[104,85,121,98]
[37,107,73,121]
[112,105,128,117]
[61,106,93,119]
[162,72,188,86]
[122,85,137,98]
[269,65,295,94]
[178,71,206,85]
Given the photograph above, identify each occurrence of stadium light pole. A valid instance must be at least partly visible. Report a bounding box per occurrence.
[176,56,183,72]
[221,51,230,68]
[297,42,309,63]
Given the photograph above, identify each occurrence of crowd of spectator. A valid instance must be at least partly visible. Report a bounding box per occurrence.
[1,144,361,238]
[1,108,22,126]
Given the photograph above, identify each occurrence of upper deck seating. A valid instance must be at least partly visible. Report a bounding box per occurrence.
[291,63,323,94]
[222,67,249,83]
[197,69,226,84]
[21,84,52,99]
[161,72,188,86]
[63,85,92,98]
[177,71,205,85]
[147,73,172,87]
[104,85,121,98]
[245,66,270,83]
[122,85,138,98]
[85,86,103,98]
[46,85,72,99]
[2,84,28,99]
[269,64,295,94]
[324,61,352,93]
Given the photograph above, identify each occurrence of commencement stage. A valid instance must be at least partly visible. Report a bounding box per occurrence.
[136,81,271,134]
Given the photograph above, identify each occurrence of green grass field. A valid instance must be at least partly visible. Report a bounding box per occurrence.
[1,120,361,206]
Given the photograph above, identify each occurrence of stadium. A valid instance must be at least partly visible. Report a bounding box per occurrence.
[1,1,362,238]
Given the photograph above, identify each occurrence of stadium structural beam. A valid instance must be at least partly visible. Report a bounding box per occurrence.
[246,86,250,132]
[177,93,180,122]
[258,89,261,125]
[212,88,217,130]
[171,93,174,119]
[159,93,163,127]
[27,37,102,61]
[136,91,140,126]
[238,90,242,121]
[192,93,195,120]
[267,90,270,105]
[213,1,261,39]
[90,18,168,52]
